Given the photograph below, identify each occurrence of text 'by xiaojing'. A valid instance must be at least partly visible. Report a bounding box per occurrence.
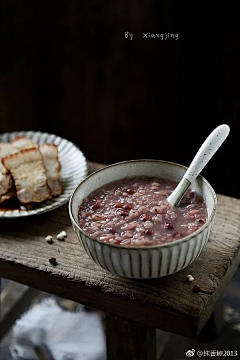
[124,32,178,40]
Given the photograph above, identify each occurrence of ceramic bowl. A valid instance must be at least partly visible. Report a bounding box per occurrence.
[69,160,217,279]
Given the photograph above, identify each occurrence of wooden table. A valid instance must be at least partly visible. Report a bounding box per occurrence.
[1,161,240,360]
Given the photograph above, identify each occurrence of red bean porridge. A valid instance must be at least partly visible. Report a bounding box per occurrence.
[78,176,207,247]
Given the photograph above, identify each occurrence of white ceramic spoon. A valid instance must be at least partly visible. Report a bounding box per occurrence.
[167,124,230,207]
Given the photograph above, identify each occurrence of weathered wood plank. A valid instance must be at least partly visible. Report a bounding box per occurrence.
[106,314,156,360]
[0,161,240,337]
[197,298,225,342]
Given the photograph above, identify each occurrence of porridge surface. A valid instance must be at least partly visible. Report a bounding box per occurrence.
[78,176,207,247]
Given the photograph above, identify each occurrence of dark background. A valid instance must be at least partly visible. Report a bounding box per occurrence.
[0,4,238,198]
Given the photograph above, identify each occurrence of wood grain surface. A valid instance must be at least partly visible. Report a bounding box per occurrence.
[106,314,156,360]
[0,161,240,337]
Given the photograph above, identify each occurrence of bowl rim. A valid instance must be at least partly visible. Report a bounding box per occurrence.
[69,159,217,249]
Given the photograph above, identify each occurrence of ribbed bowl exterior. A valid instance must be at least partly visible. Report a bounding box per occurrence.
[73,216,214,279]
[69,159,217,279]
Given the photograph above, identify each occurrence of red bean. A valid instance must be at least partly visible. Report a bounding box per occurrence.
[193,284,201,293]
[126,187,134,194]
[92,203,100,210]
[145,229,153,235]
[140,214,150,222]
[115,203,122,208]
[164,222,175,229]
[49,257,57,265]
[116,209,129,217]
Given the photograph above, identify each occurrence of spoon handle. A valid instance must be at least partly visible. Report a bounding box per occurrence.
[167,124,230,207]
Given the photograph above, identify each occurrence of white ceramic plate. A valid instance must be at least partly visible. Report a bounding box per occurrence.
[0,130,88,218]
